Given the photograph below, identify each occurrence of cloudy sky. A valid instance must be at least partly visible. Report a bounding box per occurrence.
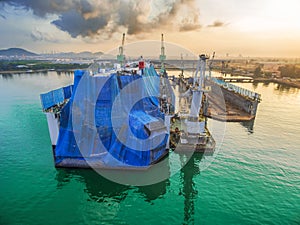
[0,0,299,57]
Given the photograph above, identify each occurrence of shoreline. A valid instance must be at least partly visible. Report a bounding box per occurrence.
[1,68,300,89]
[0,68,84,74]
[253,77,300,88]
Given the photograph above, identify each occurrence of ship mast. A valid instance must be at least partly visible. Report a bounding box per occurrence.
[117,33,125,66]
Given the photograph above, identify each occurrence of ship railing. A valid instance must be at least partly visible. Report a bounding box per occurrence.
[211,77,261,101]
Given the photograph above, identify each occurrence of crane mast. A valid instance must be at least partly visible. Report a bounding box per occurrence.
[159,33,166,75]
[117,33,125,66]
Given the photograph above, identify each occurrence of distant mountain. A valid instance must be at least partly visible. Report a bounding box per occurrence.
[0,48,38,57]
[0,48,104,59]
[93,52,104,57]
[79,51,104,58]
[42,51,104,59]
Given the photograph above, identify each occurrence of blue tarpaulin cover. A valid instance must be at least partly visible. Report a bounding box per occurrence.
[40,85,73,110]
[54,66,168,167]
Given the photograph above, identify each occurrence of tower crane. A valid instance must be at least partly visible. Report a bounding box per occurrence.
[159,33,166,75]
[117,33,125,66]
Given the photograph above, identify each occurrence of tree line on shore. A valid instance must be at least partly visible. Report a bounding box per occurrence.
[254,64,300,79]
[278,65,300,78]
[0,60,90,71]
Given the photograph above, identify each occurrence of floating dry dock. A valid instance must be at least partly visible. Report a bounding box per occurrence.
[174,75,261,122]
[205,77,261,122]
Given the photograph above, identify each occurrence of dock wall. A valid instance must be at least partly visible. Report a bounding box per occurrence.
[220,86,259,115]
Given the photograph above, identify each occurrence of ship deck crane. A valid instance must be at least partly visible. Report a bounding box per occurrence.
[193,54,209,90]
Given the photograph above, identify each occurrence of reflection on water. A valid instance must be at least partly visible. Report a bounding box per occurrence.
[262,81,271,87]
[0,71,74,80]
[1,73,13,79]
[251,82,259,89]
[55,168,170,203]
[137,180,170,203]
[180,153,203,225]
[274,83,300,94]
[240,119,255,134]
[54,153,206,224]
[56,169,129,203]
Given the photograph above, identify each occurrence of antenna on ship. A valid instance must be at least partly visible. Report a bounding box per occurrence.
[159,33,166,75]
[117,33,125,66]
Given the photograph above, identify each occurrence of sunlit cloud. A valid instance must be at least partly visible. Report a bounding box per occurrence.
[0,0,300,57]
[30,29,66,43]
[1,0,203,38]
[207,21,226,28]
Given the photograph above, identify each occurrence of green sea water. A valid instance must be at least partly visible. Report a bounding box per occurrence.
[0,72,299,225]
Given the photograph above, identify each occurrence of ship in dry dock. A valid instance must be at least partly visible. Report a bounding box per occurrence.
[40,34,260,169]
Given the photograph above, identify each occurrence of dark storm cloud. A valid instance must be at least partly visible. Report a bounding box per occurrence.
[0,0,205,38]
[0,0,73,17]
[52,9,108,38]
